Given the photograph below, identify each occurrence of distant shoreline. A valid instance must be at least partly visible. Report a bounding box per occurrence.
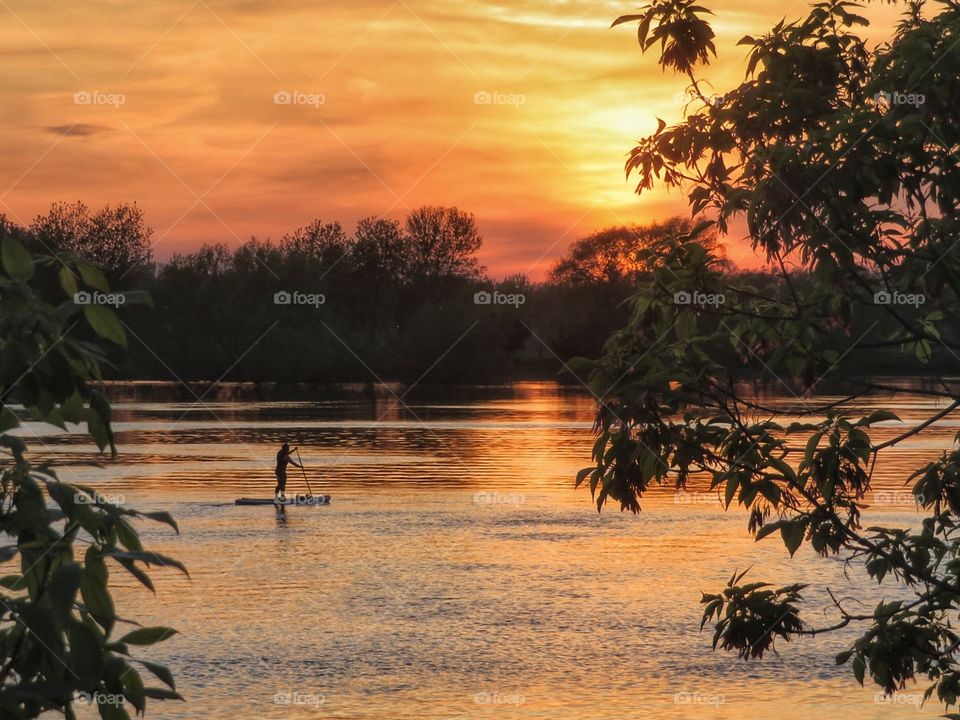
[91,375,959,404]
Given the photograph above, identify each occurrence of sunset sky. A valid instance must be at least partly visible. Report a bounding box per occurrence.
[0,0,899,278]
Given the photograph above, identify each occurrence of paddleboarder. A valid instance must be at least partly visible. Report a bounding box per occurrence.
[274,442,303,502]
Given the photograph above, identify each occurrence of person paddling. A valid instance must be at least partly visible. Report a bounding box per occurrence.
[274,442,303,502]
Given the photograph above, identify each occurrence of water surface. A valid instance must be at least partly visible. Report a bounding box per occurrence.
[23,381,948,719]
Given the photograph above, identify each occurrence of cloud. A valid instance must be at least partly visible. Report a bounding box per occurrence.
[43,123,109,137]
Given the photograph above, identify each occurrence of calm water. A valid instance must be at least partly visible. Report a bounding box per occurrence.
[19,381,952,719]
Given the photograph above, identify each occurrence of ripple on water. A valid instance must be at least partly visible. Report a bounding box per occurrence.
[55,382,946,719]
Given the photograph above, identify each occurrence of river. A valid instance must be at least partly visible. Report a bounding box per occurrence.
[19,380,949,719]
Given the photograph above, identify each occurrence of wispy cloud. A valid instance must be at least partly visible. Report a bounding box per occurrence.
[43,123,108,136]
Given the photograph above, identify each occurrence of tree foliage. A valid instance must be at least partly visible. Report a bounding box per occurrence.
[582,0,960,708]
[0,234,184,718]
[549,217,725,286]
[30,202,154,281]
[403,206,484,285]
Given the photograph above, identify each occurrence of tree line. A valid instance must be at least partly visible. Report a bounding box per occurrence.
[3,201,948,383]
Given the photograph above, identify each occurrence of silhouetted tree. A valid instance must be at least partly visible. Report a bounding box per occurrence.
[280,219,350,272]
[350,216,407,280]
[403,206,484,286]
[549,218,724,286]
[30,201,154,280]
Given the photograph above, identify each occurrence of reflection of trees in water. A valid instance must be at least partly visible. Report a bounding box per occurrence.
[43,381,595,498]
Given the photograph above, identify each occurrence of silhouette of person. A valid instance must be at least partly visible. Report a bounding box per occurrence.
[274,442,302,502]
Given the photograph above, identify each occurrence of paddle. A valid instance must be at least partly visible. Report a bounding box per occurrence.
[295,448,314,496]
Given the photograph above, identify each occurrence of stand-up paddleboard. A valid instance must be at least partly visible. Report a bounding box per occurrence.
[235,494,331,506]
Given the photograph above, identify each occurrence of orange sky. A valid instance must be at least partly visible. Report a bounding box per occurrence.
[0,0,900,278]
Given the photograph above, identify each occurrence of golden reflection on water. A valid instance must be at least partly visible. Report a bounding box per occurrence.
[28,381,948,719]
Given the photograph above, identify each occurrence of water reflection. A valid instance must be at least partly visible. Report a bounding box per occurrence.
[40,381,951,719]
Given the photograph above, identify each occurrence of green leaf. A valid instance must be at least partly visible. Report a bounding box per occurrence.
[724,475,739,508]
[114,557,155,593]
[142,687,184,701]
[137,660,176,691]
[0,574,23,589]
[780,521,805,557]
[676,310,696,340]
[1,236,34,282]
[102,550,189,577]
[0,406,19,433]
[0,434,27,461]
[114,518,142,552]
[87,390,116,455]
[611,13,645,28]
[77,261,109,291]
[575,467,592,488]
[47,562,82,624]
[83,305,126,347]
[142,511,179,534]
[855,410,900,427]
[80,551,115,634]
[122,664,146,713]
[58,265,80,297]
[852,655,865,684]
[69,620,105,688]
[758,480,782,505]
[755,521,783,541]
[804,431,824,465]
[768,457,797,484]
[119,626,178,646]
